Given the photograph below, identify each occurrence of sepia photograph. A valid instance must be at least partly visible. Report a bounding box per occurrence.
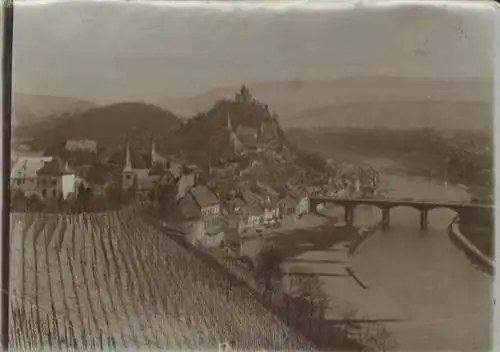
[5,0,495,350]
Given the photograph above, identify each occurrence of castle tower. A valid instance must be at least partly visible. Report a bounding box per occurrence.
[238,85,251,104]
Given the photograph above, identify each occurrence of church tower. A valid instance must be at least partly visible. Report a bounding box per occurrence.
[124,139,132,171]
[121,138,135,191]
[151,137,157,166]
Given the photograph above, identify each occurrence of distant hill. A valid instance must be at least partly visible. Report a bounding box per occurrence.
[15,102,182,152]
[287,100,492,131]
[12,93,97,127]
[158,76,491,123]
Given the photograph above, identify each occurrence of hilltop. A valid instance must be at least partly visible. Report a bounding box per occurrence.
[162,88,285,163]
[159,87,334,187]
[14,102,182,152]
[13,92,97,127]
[158,76,491,127]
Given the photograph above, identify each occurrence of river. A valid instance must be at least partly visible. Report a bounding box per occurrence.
[278,158,493,351]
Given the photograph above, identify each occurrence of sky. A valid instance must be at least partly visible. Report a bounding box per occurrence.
[12,0,496,104]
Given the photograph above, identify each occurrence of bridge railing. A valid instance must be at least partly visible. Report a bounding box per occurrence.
[310,195,490,206]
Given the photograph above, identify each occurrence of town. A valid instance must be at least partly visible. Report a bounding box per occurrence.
[11,86,380,251]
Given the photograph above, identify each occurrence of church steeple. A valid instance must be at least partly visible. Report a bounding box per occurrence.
[124,138,132,170]
[151,136,157,165]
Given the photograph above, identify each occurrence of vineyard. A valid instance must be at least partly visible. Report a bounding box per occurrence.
[8,208,314,351]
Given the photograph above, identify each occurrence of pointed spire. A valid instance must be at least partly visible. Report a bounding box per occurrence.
[151,135,157,165]
[124,138,132,170]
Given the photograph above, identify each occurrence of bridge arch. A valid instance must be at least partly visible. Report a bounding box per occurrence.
[308,196,487,232]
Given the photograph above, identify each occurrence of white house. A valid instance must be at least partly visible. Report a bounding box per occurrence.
[263,204,280,223]
[10,156,53,197]
[296,195,310,216]
[36,157,77,200]
[175,185,224,247]
[246,204,265,228]
[190,185,221,231]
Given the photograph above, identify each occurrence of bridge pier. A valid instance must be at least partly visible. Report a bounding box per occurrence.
[381,208,390,230]
[420,209,428,232]
[344,206,355,226]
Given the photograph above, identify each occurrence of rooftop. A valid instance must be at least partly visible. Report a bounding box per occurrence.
[37,157,74,175]
[176,193,202,220]
[11,156,53,179]
[190,185,219,209]
[279,195,298,208]
[243,203,264,215]
[240,190,261,205]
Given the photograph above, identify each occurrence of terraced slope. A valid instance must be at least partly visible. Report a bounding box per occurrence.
[9,208,314,351]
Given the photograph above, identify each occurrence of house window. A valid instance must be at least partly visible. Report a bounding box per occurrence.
[126,174,132,180]
[41,189,47,198]
[51,179,57,186]
[52,190,57,197]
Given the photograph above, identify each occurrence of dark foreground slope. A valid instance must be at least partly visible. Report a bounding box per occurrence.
[9,209,315,351]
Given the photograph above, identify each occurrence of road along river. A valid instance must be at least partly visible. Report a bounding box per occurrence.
[272,162,493,351]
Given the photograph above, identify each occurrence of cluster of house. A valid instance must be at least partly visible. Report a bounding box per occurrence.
[10,137,226,245]
[10,154,78,201]
[115,138,226,245]
[225,183,336,234]
[10,137,201,204]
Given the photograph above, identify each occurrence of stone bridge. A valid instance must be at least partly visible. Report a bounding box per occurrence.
[309,196,494,231]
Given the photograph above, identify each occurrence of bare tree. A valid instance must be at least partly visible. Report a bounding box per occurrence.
[253,244,284,304]
[357,320,398,352]
[286,266,331,337]
[338,303,359,341]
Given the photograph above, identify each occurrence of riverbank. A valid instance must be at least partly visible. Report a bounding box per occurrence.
[459,223,494,259]
[449,218,494,275]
